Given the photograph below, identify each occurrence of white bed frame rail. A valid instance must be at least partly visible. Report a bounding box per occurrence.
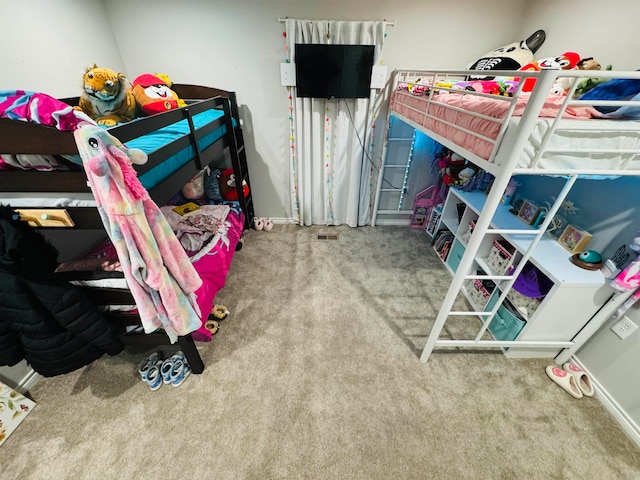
[388,68,640,177]
[381,68,640,362]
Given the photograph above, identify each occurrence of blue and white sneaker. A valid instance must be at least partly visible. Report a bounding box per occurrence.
[138,352,162,382]
[160,351,185,385]
[170,358,192,388]
[145,364,163,391]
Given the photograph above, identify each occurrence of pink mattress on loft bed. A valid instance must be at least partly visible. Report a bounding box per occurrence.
[390,86,640,172]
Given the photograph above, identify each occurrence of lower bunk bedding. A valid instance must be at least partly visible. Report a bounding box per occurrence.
[0,88,251,375]
[391,73,640,173]
[55,198,244,373]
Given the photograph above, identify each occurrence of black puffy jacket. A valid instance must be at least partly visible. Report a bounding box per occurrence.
[0,205,124,377]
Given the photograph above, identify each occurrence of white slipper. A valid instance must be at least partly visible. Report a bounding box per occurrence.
[562,362,594,397]
[545,365,583,399]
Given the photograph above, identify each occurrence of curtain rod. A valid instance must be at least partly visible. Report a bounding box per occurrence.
[278,17,395,26]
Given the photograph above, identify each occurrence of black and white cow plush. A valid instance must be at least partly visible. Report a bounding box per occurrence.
[467,30,546,75]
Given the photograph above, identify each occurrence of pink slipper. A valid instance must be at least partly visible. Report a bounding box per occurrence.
[263,218,273,231]
[254,217,263,230]
[562,362,594,397]
[545,365,583,399]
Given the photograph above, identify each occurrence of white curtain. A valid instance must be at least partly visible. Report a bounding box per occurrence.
[285,19,386,226]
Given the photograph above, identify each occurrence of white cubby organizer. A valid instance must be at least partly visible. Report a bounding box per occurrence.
[433,187,612,358]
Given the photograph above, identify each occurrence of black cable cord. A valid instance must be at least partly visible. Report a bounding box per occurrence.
[340,98,402,191]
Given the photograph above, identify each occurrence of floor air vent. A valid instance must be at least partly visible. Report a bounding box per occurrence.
[317,234,339,240]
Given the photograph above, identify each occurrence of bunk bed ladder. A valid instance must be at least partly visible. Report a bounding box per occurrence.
[372,115,417,225]
[221,95,255,230]
[421,175,580,362]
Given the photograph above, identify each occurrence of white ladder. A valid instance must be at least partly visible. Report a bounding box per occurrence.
[420,174,580,362]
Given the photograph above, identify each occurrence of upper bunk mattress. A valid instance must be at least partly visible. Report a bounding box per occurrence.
[390,89,640,172]
[1,89,232,206]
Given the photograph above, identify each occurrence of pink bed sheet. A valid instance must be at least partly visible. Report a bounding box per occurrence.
[390,90,601,160]
[189,210,244,341]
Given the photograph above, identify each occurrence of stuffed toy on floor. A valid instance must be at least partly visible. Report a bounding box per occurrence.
[75,64,136,126]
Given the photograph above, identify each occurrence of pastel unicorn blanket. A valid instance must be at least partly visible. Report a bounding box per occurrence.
[73,123,202,343]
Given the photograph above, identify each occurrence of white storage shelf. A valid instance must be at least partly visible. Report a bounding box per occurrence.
[453,189,604,285]
[434,187,613,358]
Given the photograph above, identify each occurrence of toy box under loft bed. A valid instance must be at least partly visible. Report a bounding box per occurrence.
[380,68,640,363]
[0,84,256,373]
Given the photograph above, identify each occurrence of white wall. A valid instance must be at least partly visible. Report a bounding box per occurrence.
[578,301,640,434]
[521,0,640,71]
[520,0,640,435]
[102,0,528,221]
[0,0,125,97]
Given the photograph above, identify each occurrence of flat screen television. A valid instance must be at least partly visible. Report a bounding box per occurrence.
[295,44,375,99]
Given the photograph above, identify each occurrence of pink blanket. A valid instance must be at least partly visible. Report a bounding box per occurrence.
[189,210,244,342]
[79,209,244,342]
[390,90,602,160]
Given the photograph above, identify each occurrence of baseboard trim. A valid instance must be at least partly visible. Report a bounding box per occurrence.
[573,357,640,448]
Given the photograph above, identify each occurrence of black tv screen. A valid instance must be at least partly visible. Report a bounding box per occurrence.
[295,44,375,99]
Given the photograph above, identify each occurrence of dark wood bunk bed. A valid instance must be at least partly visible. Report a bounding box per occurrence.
[0,84,256,374]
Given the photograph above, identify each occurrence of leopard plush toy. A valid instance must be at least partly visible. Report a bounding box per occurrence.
[75,64,136,126]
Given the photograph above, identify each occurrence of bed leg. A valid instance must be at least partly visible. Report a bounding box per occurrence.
[177,335,204,374]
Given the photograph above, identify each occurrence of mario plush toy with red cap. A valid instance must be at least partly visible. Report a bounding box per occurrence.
[131,73,183,115]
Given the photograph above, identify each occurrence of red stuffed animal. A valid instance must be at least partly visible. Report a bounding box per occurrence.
[518,52,580,92]
[219,168,249,200]
[438,151,478,186]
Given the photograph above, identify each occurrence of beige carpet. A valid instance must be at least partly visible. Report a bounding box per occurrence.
[3,225,640,480]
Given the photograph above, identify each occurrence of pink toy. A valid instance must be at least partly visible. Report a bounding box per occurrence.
[410,185,443,229]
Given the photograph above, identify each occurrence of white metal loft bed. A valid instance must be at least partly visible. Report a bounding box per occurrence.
[377,68,640,363]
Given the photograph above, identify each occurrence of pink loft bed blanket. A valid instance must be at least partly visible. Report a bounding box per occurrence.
[390,89,601,160]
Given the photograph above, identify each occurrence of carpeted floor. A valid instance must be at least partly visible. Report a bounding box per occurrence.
[2,225,640,480]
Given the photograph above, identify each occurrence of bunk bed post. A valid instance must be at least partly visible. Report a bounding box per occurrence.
[420,70,561,363]
[176,335,205,374]
[221,97,254,231]
[183,107,204,171]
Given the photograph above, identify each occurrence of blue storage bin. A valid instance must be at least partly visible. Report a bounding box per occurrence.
[447,239,465,272]
[488,304,526,341]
